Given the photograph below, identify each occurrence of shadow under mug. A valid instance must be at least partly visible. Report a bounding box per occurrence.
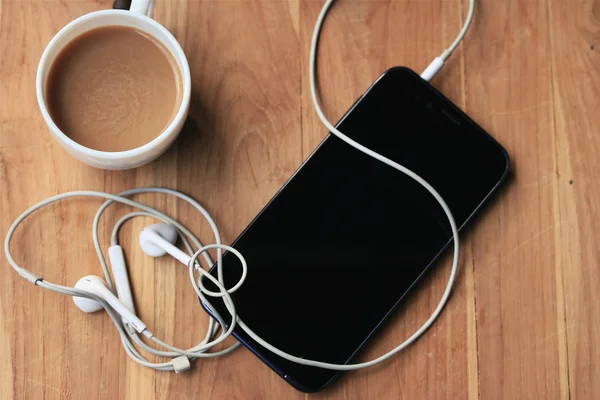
[36,0,191,170]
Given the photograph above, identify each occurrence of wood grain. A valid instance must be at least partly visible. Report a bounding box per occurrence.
[549,0,600,398]
[462,1,564,399]
[0,0,599,399]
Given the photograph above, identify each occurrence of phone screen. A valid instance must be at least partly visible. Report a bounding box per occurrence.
[202,67,509,392]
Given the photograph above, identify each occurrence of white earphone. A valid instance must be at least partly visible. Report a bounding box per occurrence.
[78,223,204,324]
[73,275,148,334]
[73,223,180,325]
[6,0,475,374]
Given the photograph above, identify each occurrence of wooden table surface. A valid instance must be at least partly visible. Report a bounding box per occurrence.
[1,0,599,398]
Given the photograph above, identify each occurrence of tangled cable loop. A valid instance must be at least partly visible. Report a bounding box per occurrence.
[187,244,249,343]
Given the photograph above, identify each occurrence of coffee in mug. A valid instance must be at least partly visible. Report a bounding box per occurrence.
[37,3,191,170]
[46,26,183,152]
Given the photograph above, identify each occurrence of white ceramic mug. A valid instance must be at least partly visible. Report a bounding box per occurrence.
[36,0,191,170]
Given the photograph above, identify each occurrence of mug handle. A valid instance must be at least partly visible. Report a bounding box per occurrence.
[129,0,155,17]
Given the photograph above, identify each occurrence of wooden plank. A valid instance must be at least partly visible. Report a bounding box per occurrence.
[548,0,600,398]
[0,3,10,399]
[299,1,474,399]
[142,0,304,398]
[0,2,126,399]
[462,0,566,398]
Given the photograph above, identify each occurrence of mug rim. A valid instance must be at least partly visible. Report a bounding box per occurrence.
[36,9,191,160]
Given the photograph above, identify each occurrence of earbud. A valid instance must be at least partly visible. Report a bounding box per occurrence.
[73,278,104,313]
[140,224,194,267]
[140,224,178,257]
[73,275,148,335]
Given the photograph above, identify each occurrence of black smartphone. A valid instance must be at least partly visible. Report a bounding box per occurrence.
[201,67,509,392]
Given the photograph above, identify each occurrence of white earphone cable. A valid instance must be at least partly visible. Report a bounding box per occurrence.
[5,0,475,372]
[226,0,475,370]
